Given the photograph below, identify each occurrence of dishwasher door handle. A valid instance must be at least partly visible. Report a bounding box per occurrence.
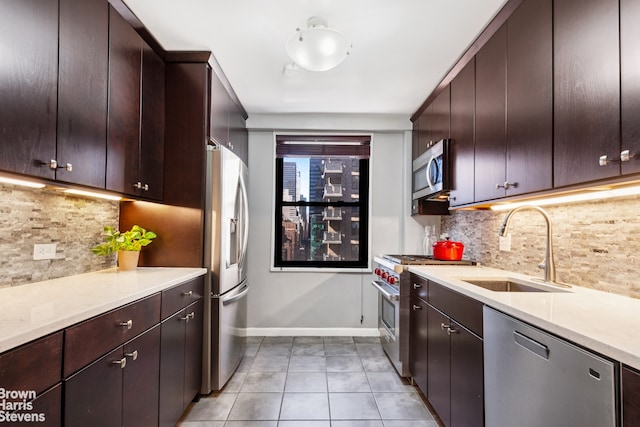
[513,330,549,360]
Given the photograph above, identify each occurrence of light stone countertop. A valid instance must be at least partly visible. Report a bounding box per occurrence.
[408,265,640,371]
[0,267,207,354]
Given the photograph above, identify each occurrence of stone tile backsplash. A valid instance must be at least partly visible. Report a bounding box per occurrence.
[0,184,118,287]
[442,195,640,299]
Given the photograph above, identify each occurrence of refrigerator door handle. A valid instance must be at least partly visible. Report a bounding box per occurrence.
[237,172,249,270]
[222,283,249,306]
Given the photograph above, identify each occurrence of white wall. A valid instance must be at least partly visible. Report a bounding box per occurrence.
[245,114,437,336]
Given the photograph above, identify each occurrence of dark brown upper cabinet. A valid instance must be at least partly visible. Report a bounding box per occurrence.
[57,0,109,188]
[210,70,248,165]
[106,6,164,200]
[474,24,507,203]
[505,0,553,196]
[553,0,620,188]
[413,88,450,160]
[0,0,58,179]
[449,59,475,207]
[621,0,640,176]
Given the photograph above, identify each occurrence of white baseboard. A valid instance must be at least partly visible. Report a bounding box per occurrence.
[245,327,379,337]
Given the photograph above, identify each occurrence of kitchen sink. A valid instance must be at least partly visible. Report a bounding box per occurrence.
[457,277,571,293]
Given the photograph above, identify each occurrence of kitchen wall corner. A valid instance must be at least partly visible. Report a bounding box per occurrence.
[0,183,118,287]
[442,196,640,299]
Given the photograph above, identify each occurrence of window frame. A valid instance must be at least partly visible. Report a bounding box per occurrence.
[273,134,371,269]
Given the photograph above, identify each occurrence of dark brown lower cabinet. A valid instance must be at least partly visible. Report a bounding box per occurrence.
[409,296,429,394]
[64,325,161,427]
[449,319,484,427]
[407,279,484,427]
[623,365,640,426]
[427,305,452,426]
[160,299,204,427]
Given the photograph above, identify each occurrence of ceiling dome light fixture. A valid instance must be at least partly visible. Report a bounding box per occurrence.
[285,16,352,72]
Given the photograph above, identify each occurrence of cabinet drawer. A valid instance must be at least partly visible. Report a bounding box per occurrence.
[0,331,62,395]
[429,281,483,337]
[409,273,429,301]
[161,276,204,319]
[64,293,161,377]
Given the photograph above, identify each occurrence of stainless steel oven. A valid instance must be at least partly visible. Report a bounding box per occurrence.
[372,254,476,378]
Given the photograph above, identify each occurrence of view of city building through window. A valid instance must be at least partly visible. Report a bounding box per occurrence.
[274,136,370,268]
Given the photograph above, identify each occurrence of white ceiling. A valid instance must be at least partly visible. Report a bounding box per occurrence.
[124,0,508,117]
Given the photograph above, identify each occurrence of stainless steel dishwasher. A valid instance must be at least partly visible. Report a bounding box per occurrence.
[483,306,616,427]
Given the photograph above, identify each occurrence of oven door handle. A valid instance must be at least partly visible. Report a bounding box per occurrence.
[370,280,399,301]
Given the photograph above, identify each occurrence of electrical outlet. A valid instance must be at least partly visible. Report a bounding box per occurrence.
[33,243,56,260]
[499,234,511,252]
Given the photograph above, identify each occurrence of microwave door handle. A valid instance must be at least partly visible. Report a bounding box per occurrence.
[426,155,437,190]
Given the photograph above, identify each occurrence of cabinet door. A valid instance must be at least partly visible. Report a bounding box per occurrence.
[64,347,124,427]
[159,308,187,427]
[57,0,109,188]
[229,103,248,165]
[123,325,161,427]
[413,106,432,159]
[553,0,620,187]
[449,59,475,207]
[409,296,429,395]
[431,87,451,142]
[140,43,165,200]
[449,320,483,427]
[623,365,640,426]
[474,24,507,202]
[506,0,552,196]
[621,0,640,176]
[0,0,58,179]
[106,5,142,196]
[184,299,204,408]
[210,71,231,147]
[427,305,451,427]
[31,383,62,427]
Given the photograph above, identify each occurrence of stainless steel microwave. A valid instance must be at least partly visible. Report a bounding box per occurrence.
[412,138,451,202]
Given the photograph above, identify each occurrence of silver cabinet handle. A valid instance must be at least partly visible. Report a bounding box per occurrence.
[412,304,422,310]
[441,323,449,331]
[497,181,518,189]
[599,154,623,166]
[49,159,72,171]
[125,350,138,361]
[179,312,195,322]
[112,358,127,369]
[447,326,459,335]
[133,182,150,191]
[413,283,422,290]
[621,150,635,162]
[182,290,193,297]
[118,320,133,330]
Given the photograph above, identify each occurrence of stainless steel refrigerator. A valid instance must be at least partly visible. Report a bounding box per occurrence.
[201,143,249,394]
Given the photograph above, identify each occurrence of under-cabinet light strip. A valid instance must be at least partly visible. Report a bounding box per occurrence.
[0,176,46,188]
[63,189,122,201]
[490,185,640,211]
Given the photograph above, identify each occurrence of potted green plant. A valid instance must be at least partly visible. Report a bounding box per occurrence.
[92,225,157,271]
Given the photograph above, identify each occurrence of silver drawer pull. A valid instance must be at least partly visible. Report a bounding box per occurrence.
[413,283,422,289]
[447,327,459,335]
[119,320,133,329]
[179,312,195,322]
[112,358,126,369]
[182,290,193,297]
[125,350,138,361]
[441,323,449,331]
[412,304,422,310]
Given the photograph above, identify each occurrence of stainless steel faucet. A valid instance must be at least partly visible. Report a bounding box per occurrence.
[498,205,556,283]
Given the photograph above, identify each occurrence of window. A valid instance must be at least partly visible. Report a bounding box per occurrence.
[274,135,370,268]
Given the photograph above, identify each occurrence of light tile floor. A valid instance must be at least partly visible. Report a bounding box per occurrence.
[177,336,439,427]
